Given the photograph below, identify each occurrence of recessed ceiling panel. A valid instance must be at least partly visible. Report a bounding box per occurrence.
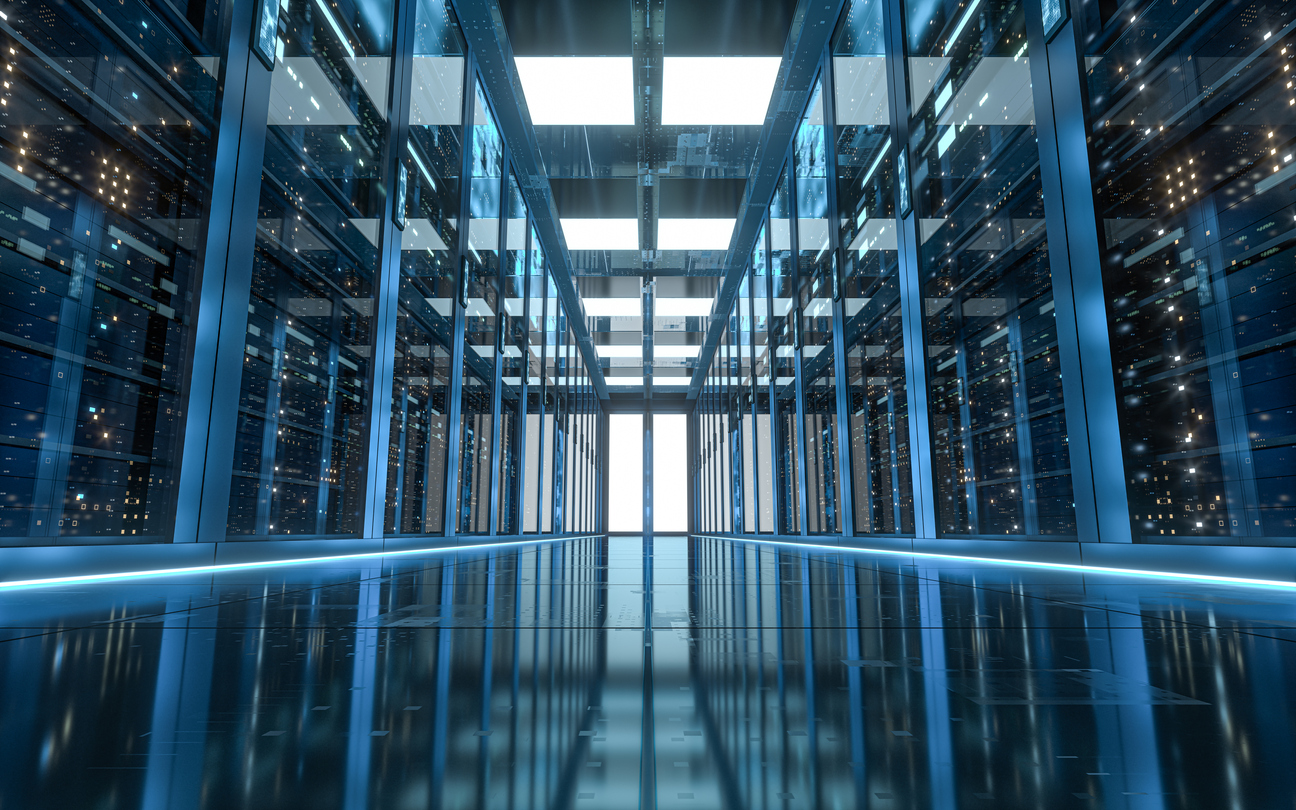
[661,57,782,126]
[500,0,633,55]
[562,218,640,250]
[583,298,642,316]
[655,298,715,317]
[551,179,639,218]
[658,178,746,217]
[664,0,798,55]
[658,218,736,251]
[515,57,634,125]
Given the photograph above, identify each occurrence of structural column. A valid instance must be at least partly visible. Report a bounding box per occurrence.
[1024,6,1133,544]
[361,0,420,540]
[881,0,938,540]
[172,0,273,544]
[443,54,479,538]
[820,50,855,539]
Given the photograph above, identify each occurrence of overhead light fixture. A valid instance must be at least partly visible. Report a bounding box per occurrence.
[653,345,701,358]
[661,57,781,125]
[514,57,634,125]
[657,218,736,250]
[595,345,643,358]
[561,218,640,251]
[582,298,642,317]
[655,298,714,317]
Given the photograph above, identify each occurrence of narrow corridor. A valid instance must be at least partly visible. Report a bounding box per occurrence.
[1,536,1293,808]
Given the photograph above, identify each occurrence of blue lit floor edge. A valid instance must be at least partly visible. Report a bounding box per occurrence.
[0,533,606,590]
[690,532,1296,590]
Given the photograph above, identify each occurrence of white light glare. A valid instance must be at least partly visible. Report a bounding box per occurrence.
[662,57,782,125]
[658,218,736,250]
[561,218,640,251]
[514,57,634,125]
[653,345,702,358]
[595,345,643,358]
[655,298,714,317]
[582,298,642,317]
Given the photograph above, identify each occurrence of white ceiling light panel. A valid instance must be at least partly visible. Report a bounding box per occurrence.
[561,218,640,251]
[662,57,782,125]
[655,298,714,317]
[582,298,642,317]
[653,345,701,358]
[596,345,644,358]
[657,218,736,251]
[514,57,635,125]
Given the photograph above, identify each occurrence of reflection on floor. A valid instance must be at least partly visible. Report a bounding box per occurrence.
[2,535,1294,808]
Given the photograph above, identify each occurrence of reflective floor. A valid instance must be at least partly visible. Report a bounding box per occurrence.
[2,536,1296,808]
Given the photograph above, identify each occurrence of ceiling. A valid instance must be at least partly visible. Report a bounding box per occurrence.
[495,0,802,398]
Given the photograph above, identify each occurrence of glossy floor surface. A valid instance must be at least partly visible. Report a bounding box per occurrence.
[3,536,1296,809]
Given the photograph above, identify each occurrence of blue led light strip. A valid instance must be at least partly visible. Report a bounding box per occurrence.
[692,535,1296,591]
[0,535,602,591]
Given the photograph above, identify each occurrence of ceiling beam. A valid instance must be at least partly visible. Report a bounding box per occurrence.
[634,0,663,400]
[451,0,611,399]
[684,0,846,399]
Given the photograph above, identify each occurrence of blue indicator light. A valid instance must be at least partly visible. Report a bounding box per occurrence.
[693,535,1296,592]
[0,535,601,590]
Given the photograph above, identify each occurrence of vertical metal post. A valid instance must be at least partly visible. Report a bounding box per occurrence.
[513,222,532,537]
[644,409,654,538]
[881,0,938,540]
[361,0,419,540]
[171,0,273,544]
[487,148,509,537]
[1024,9,1132,543]
[600,408,610,532]
[820,49,855,538]
[747,265,761,536]
[729,329,744,533]
[686,405,697,533]
[534,271,548,535]
[443,56,479,539]
[788,155,811,538]
[763,225,783,534]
